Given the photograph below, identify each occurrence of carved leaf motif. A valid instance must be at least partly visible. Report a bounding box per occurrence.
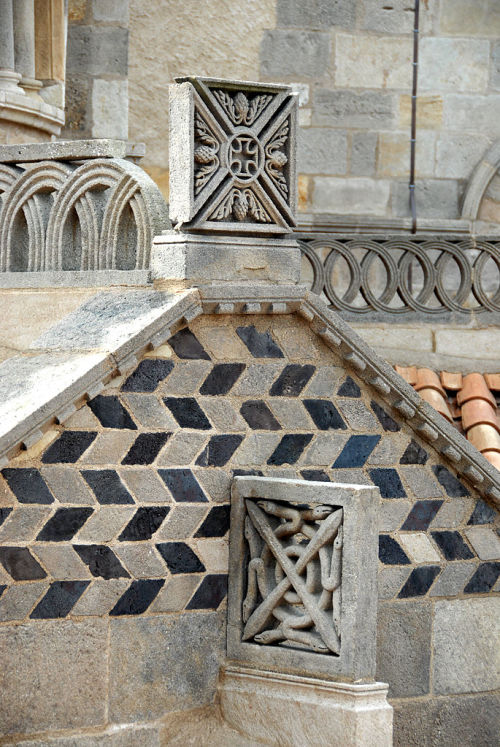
[265,119,290,196]
[246,94,272,125]
[194,110,220,195]
[210,189,237,221]
[269,121,289,150]
[246,190,272,223]
[194,114,217,147]
[213,90,237,122]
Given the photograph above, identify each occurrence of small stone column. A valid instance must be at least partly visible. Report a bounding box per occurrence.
[0,0,24,93]
[13,0,42,96]
[151,76,301,287]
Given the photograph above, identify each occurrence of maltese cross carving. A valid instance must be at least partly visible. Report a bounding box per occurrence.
[169,77,297,234]
[242,498,343,656]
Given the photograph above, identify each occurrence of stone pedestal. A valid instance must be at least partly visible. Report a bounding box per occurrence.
[219,665,393,747]
[152,232,301,286]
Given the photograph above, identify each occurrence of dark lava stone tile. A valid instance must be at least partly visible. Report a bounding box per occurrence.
[199,363,245,396]
[267,434,313,465]
[232,469,264,477]
[401,500,444,531]
[369,468,407,499]
[194,505,231,537]
[118,506,170,541]
[303,399,347,430]
[379,535,411,565]
[158,468,208,502]
[88,395,136,429]
[36,507,94,541]
[371,401,400,432]
[398,566,440,598]
[240,400,281,430]
[432,466,469,498]
[0,507,12,526]
[156,542,205,574]
[337,376,360,397]
[195,434,244,467]
[109,579,165,615]
[167,328,210,360]
[464,562,500,593]
[236,325,284,358]
[186,574,228,609]
[42,431,98,463]
[30,581,90,618]
[121,432,171,465]
[270,364,316,397]
[0,547,47,580]
[81,469,135,504]
[300,469,331,482]
[74,545,130,579]
[467,499,497,525]
[163,397,212,429]
[431,530,475,561]
[333,435,380,468]
[121,359,174,393]
[1,468,54,504]
[400,439,428,465]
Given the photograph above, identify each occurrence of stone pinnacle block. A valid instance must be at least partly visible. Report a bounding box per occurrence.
[168,76,297,235]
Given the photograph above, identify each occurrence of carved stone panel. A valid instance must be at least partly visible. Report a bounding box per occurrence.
[227,477,380,680]
[168,77,297,234]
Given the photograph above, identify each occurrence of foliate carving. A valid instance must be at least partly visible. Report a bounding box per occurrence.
[169,77,297,233]
[242,498,343,655]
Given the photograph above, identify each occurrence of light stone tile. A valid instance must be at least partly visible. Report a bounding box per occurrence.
[430,497,474,529]
[193,538,229,573]
[267,468,299,480]
[440,0,500,36]
[336,399,379,432]
[0,506,53,542]
[435,134,490,180]
[232,363,282,396]
[269,399,314,430]
[398,532,442,564]
[272,325,321,361]
[199,398,248,432]
[399,95,443,129]
[195,468,232,503]
[156,432,208,466]
[420,38,489,92]
[335,34,412,89]
[155,505,208,541]
[260,29,331,79]
[79,431,137,465]
[121,393,178,430]
[0,581,49,621]
[298,128,348,175]
[41,466,96,505]
[429,562,477,597]
[378,566,411,600]
[379,500,412,532]
[195,326,249,361]
[118,469,172,504]
[114,545,167,578]
[71,579,131,615]
[232,433,282,467]
[464,526,500,560]
[329,469,372,486]
[149,575,201,613]
[33,545,92,580]
[74,507,135,543]
[367,437,404,466]
[399,466,444,499]
[313,177,390,216]
[301,433,349,466]
[159,360,212,395]
[64,405,101,429]
[378,131,435,178]
[305,366,343,397]
[92,79,128,139]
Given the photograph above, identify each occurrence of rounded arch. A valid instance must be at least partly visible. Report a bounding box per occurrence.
[462,141,500,221]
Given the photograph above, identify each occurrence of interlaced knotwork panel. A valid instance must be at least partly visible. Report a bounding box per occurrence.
[242,498,343,655]
[298,235,500,318]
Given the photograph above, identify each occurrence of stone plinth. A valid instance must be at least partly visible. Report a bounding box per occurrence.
[219,666,393,747]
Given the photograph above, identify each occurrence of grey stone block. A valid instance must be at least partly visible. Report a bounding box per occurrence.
[155,505,208,540]
[377,601,432,697]
[430,497,474,528]
[118,469,172,504]
[92,0,130,25]
[300,433,349,466]
[79,431,136,465]
[435,134,490,179]
[71,579,131,616]
[75,506,135,543]
[149,574,201,612]
[160,361,212,396]
[329,468,372,485]
[464,526,500,560]
[0,619,107,735]
[114,544,167,578]
[351,132,378,177]
[336,399,379,431]
[232,433,282,467]
[33,545,92,580]
[109,612,225,722]
[198,398,247,432]
[361,0,429,34]
[195,468,232,503]
[41,466,96,505]
[232,364,283,397]
[378,566,411,600]
[491,42,500,90]
[433,598,500,694]
[298,128,347,175]
[260,30,331,78]
[379,500,412,532]
[156,432,209,467]
[0,506,52,543]
[399,466,444,499]
[269,398,315,430]
[429,562,477,597]
[391,179,459,219]
[0,581,48,622]
[0,139,140,164]
[368,437,404,466]
[67,26,129,76]
[16,724,160,746]
[64,405,101,429]
[313,90,395,129]
[276,0,355,28]
[392,692,500,747]
[121,394,177,430]
[305,366,343,397]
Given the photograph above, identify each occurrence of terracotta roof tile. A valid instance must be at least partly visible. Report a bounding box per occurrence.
[484,373,500,391]
[482,450,500,469]
[394,365,417,386]
[440,371,463,391]
[418,387,453,422]
[414,368,446,396]
[461,399,500,432]
[467,424,500,454]
[456,373,496,407]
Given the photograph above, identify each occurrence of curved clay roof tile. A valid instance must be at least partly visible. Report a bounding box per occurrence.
[414,368,446,397]
[482,450,500,469]
[440,371,463,391]
[456,373,496,407]
[467,424,500,453]
[418,387,453,422]
[461,399,500,432]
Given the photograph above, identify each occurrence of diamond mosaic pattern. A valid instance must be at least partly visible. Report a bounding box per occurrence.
[0,316,498,621]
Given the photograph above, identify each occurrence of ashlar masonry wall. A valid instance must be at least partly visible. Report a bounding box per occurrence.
[0,311,498,744]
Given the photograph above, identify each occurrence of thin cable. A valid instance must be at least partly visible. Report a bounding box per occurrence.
[410,0,420,234]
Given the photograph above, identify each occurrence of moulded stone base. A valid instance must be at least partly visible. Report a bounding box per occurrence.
[219,665,393,747]
[151,232,301,286]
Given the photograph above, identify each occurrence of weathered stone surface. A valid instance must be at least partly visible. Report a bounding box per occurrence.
[351,132,377,177]
[335,35,411,89]
[313,90,395,129]
[429,561,476,597]
[0,139,140,163]
[398,533,441,564]
[149,574,201,612]
[298,128,347,175]
[435,328,500,360]
[313,177,390,215]
[391,179,459,219]
[378,132,435,178]
[443,94,500,135]
[16,723,160,746]
[491,42,500,90]
[377,601,432,697]
[0,581,48,622]
[399,466,444,499]
[79,431,136,464]
[399,94,443,130]
[276,0,355,29]
[420,39,489,92]
[361,0,434,34]
[41,466,96,505]
[440,0,500,37]
[109,611,225,721]
[67,26,129,76]
[378,566,411,600]
[92,0,130,25]
[430,497,474,528]
[261,30,331,78]
[71,579,131,615]
[0,619,107,735]
[433,598,500,694]
[33,545,91,580]
[464,526,500,560]
[91,79,128,139]
[378,500,412,532]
